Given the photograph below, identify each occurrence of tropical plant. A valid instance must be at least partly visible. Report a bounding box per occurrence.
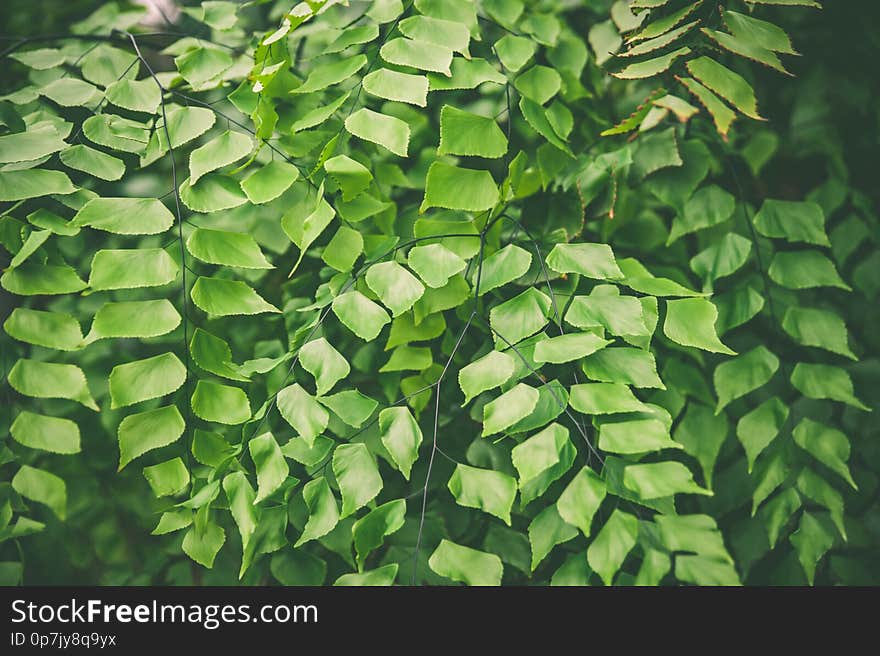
[1,0,877,586]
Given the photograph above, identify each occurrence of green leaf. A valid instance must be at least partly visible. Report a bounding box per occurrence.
[482,383,540,436]
[318,390,378,428]
[71,197,174,235]
[791,363,869,410]
[88,248,177,290]
[448,463,517,524]
[519,97,573,155]
[753,199,829,246]
[669,184,736,243]
[345,108,410,157]
[380,37,453,75]
[546,242,623,280]
[240,161,300,205]
[283,192,335,275]
[12,466,66,520]
[249,432,289,503]
[323,227,364,272]
[11,411,80,454]
[570,383,650,415]
[428,57,506,90]
[529,505,578,571]
[701,28,791,75]
[624,461,712,499]
[277,384,328,447]
[722,9,798,55]
[175,46,233,90]
[598,418,682,454]
[782,307,855,360]
[105,78,160,114]
[352,499,406,570]
[557,467,606,537]
[281,435,334,468]
[690,233,752,283]
[366,261,425,317]
[789,511,835,586]
[797,468,845,539]
[10,47,66,69]
[514,65,561,105]
[768,250,850,290]
[117,405,185,470]
[664,298,736,354]
[673,403,727,488]
[583,347,665,389]
[406,243,466,289]
[363,68,428,107]
[88,299,180,341]
[736,397,788,472]
[713,345,779,413]
[300,337,349,396]
[399,14,470,54]
[180,174,249,212]
[458,350,516,404]
[379,407,423,480]
[143,458,190,497]
[438,105,507,158]
[612,47,691,80]
[191,380,251,425]
[8,360,97,410]
[533,332,610,364]
[82,114,149,154]
[4,308,83,351]
[618,258,704,297]
[193,429,238,468]
[478,244,532,295]
[59,145,124,181]
[149,106,216,155]
[490,287,551,347]
[421,161,500,213]
[793,418,856,489]
[152,510,193,536]
[511,423,571,487]
[619,20,698,59]
[332,291,391,340]
[326,23,380,53]
[223,472,257,558]
[565,292,649,337]
[325,155,373,202]
[109,352,186,409]
[679,77,737,137]
[292,54,368,95]
[186,228,272,269]
[0,169,76,201]
[495,34,537,72]
[191,277,280,316]
[656,514,732,563]
[332,443,383,518]
[675,555,740,586]
[687,56,763,120]
[0,130,68,164]
[587,509,638,585]
[182,522,225,569]
[334,564,398,586]
[189,130,253,184]
[10,232,52,270]
[381,342,430,372]
[429,539,503,586]
[295,477,340,547]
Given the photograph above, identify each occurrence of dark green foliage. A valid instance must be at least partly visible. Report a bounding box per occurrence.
[0,0,877,586]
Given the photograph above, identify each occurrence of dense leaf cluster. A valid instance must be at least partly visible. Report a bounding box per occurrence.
[1,0,877,586]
